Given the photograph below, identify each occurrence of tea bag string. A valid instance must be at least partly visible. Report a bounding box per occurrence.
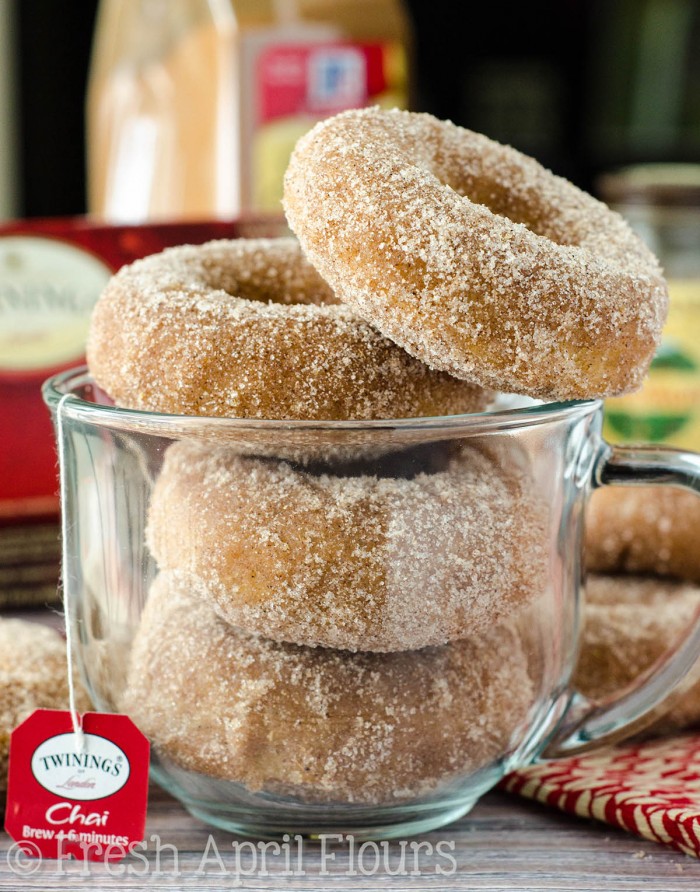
[56,392,85,754]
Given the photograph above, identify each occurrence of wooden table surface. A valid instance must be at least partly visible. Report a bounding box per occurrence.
[2,785,699,891]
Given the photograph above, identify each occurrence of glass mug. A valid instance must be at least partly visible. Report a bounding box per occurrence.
[43,367,700,840]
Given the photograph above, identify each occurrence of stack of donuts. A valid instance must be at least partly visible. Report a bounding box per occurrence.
[94,239,547,803]
[86,108,670,803]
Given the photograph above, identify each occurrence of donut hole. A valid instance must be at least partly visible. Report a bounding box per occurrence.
[288,440,457,480]
[434,160,582,249]
[197,245,340,308]
[426,126,597,248]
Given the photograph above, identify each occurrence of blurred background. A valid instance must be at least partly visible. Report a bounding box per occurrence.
[1,0,699,219]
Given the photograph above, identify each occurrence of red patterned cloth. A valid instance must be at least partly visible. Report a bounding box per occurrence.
[503,735,700,857]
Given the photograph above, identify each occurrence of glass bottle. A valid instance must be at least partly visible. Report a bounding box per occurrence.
[599,164,700,449]
[86,0,237,222]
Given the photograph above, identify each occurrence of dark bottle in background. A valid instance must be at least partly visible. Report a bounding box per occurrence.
[405,0,589,184]
[404,0,700,194]
[584,0,700,177]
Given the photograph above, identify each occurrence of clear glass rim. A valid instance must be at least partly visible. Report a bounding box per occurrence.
[42,365,602,434]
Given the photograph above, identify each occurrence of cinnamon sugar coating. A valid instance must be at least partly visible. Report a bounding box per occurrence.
[0,619,91,789]
[87,238,489,420]
[122,573,534,805]
[586,486,700,583]
[146,440,547,651]
[284,108,668,401]
[576,574,700,736]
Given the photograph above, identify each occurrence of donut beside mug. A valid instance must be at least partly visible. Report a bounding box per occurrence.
[586,486,700,583]
[0,619,91,790]
[576,574,700,736]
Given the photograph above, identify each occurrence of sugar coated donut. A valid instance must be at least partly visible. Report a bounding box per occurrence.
[146,440,546,652]
[87,238,489,420]
[576,574,700,736]
[122,573,534,804]
[283,108,668,401]
[586,486,700,583]
[0,619,91,789]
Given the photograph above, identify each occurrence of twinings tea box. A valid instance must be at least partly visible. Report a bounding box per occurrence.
[0,216,283,606]
[599,166,700,449]
[86,0,410,221]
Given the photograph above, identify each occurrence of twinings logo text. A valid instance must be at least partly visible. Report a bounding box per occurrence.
[38,752,123,776]
[31,733,130,801]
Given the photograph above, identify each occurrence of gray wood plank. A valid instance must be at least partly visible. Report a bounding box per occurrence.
[2,787,699,890]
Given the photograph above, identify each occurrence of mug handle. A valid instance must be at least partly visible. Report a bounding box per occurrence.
[542,441,700,759]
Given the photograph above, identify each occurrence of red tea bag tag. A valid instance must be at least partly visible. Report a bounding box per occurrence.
[4,709,150,863]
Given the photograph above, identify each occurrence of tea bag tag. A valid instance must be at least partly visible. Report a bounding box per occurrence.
[4,709,150,862]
